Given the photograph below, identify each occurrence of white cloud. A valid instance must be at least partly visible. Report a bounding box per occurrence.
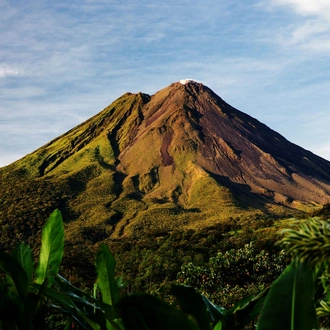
[0,65,24,78]
[273,0,330,18]
[179,79,199,85]
[289,19,329,43]
[269,0,330,53]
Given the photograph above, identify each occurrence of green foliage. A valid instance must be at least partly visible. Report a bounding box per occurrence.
[95,244,122,329]
[170,285,268,330]
[120,285,267,330]
[256,261,317,330]
[312,203,330,219]
[13,242,34,282]
[0,209,65,329]
[35,209,64,287]
[3,209,330,330]
[255,217,330,329]
[280,217,330,266]
[177,243,287,308]
[0,208,280,330]
[0,210,125,330]
[120,293,199,330]
[96,244,120,308]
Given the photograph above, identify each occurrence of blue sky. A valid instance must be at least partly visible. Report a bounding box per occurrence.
[1,0,330,167]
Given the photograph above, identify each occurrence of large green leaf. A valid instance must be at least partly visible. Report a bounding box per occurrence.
[0,252,32,328]
[170,285,267,330]
[120,294,199,330]
[54,275,123,330]
[223,288,269,329]
[171,285,214,330]
[45,287,88,328]
[54,275,99,308]
[35,209,64,287]
[95,244,119,308]
[13,242,33,283]
[256,261,318,330]
[45,286,100,330]
[95,244,121,330]
[0,251,29,297]
[213,321,222,330]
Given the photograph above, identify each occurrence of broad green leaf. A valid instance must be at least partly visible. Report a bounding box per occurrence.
[116,276,126,289]
[44,286,76,310]
[80,313,102,330]
[53,275,94,302]
[112,318,125,330]
[13,242,33,283]
[120,294,199,330]
[201,296,227,320]
[64,320,72,330]
[95,244,119,308]
[35,209,64,287]
[0,251,29,297]
[46,287,97,330]
[54,275,122,329]
[223,288,269,329]
[256,261,318,330]
[54,274,98,308]
[213,321,222,330]
[171,285,213,330]
[171,285,267,330]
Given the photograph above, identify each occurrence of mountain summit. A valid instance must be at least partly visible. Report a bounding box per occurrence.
[1,81,330,243]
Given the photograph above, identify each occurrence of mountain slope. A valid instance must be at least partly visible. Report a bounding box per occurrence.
[1,80,330,247]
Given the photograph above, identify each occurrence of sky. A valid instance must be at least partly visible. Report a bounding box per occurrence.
[1,0,330,167]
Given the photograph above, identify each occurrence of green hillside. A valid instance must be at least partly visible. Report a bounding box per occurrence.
[1,81,330,298]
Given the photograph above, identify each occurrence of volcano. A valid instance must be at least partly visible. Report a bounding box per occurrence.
[1,80,330,244]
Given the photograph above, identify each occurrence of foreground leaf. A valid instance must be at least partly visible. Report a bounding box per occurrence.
[171,285,214,330]
[120,294,199,330]
[54,274,98,308]
[224,288,269,329]
[45,286,100,330]
[95,244,119,308]
[95,244,121,329]
[256,261,317,330]
[13,242,33,283]
[35,209,64,287]
[0,252,29,297]
[54,275,123,330]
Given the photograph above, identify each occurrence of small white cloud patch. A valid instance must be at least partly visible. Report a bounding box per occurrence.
[0,65,24,78]
[179,79,197,85]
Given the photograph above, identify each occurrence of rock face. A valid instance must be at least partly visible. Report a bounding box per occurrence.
[1,80,330,242]
[114,81,330,208]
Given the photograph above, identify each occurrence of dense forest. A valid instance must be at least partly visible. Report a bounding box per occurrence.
[1,208,330,329]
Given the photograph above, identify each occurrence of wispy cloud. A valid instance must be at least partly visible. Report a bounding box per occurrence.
[270,0,330,53]
[1,0,330,166]
[272,0,330,18]
[0,65,24,78]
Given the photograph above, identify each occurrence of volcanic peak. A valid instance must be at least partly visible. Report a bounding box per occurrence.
[179,79,199,85]
[1,79,330,240]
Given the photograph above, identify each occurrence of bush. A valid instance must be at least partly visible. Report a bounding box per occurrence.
[177,242,287,308]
